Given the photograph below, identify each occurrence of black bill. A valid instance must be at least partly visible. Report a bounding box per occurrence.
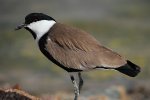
[15,23,26,30]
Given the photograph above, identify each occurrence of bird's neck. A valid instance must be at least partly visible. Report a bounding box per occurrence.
[26,20,56,42]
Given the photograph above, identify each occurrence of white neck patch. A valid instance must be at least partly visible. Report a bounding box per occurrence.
[27,20,56,42]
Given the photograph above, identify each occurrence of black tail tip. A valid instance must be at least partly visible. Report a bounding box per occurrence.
[116,60,141,77]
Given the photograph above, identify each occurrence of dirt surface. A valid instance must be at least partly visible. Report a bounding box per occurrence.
[0,82,150,100]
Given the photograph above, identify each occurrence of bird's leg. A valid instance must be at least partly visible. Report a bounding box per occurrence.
[78,72,84,93]
[70,75,79,100]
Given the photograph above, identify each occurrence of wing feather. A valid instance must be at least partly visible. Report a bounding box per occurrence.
[45,23,126,70]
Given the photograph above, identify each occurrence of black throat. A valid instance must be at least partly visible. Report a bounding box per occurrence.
[25,27,37,39]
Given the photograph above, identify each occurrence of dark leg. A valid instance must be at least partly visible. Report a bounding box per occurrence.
[70,75,79,100]
[78,72,84,93]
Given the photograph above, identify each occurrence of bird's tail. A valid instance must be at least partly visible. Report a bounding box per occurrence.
[115,60,141,77]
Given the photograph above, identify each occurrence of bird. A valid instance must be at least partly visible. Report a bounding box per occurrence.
[15,13,141,100]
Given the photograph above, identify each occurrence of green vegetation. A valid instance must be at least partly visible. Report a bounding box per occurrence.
[0,0,150,96]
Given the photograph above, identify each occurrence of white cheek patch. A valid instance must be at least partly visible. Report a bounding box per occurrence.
[27,20,56,42]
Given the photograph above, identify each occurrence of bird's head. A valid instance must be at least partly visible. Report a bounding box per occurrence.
[15,13,56,40]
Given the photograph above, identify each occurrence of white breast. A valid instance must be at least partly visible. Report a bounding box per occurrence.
[27,20,56,42]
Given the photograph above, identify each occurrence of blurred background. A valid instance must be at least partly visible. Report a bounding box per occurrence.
[0,0,150,100]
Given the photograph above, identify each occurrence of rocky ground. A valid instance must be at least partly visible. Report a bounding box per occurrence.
[0,80,150,100]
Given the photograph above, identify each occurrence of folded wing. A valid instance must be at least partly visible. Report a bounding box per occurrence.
[44,23,127,71]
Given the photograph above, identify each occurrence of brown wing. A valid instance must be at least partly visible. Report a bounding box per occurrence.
[45,23,127,70]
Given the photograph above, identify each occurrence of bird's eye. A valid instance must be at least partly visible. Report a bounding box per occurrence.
[35,19,38,21]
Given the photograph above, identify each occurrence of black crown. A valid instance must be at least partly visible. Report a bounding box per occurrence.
[25,13,55,24]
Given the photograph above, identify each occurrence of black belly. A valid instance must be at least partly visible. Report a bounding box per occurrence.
[38,33,82,72]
